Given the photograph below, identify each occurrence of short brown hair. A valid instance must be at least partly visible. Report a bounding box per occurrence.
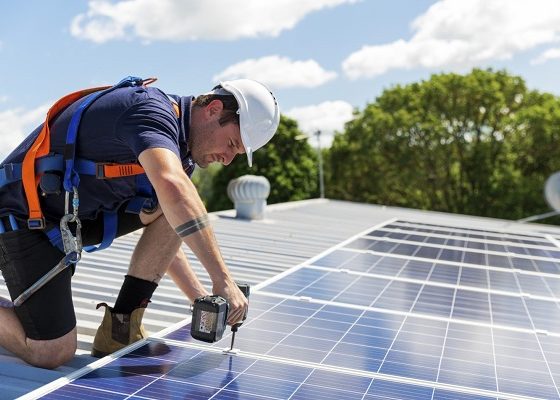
[193,89,240,127]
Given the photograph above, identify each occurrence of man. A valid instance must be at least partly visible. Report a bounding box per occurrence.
[0,77,279,368]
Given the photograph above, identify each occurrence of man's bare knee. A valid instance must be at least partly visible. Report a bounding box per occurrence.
[25,328,77,369]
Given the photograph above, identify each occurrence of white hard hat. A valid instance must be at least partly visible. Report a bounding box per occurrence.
[219,79,280,167]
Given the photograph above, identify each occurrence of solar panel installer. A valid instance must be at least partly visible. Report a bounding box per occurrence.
[0,76,279,368]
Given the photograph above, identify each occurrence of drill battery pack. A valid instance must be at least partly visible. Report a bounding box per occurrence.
[190,295,229,343]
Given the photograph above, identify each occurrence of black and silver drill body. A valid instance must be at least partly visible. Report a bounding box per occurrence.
[190,283,250,351]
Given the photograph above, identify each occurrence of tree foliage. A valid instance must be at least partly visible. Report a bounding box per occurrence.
[205,116,318,211]
[326,69,560,220]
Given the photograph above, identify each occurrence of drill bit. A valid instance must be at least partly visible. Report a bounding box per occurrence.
[229,326,238,351]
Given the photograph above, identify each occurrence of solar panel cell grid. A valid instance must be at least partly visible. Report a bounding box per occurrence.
[166,291,560,398]
[493,330,558,398]
[48,341,503,400]
[350,234,560,275]
[388,220,546,239]
[368,228,560,259]
[39,219,560,400]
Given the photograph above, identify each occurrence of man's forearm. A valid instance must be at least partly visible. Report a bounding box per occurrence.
[167,249,208,301]
[139,147,247,324]
[139,148,233,284]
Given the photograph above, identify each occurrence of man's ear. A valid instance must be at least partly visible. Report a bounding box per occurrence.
[206,99,224,118]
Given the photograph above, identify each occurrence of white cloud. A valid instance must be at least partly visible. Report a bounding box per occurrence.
[343,0,560,79]
[285,101,354,147]
[71,0,358,43]
[531,47,560,64]
[213,56,337,89]
[0,104,49,161]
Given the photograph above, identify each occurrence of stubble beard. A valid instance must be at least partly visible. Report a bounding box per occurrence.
[188,127,205,168]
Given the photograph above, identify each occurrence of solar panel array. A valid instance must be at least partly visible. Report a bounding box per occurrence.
[34,219,560,400]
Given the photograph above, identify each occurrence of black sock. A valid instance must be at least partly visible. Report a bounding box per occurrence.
[113,275,158,314]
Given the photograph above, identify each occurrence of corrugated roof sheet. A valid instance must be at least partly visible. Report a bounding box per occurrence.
[2,198,560,399]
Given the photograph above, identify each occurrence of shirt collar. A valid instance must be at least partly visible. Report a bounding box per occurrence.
[167,94,196,176]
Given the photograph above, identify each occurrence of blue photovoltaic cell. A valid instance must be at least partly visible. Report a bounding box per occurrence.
[488,269,518,291]
[437,323,496,391]
[44,219,560,400]
[411,285,454,317]
[524,298,560,333]
[459,267,488,288]
[429,263,460,283]
[399,260,434,280]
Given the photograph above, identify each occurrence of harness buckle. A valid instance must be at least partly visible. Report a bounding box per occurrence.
[27,217,45,230]
[95,163,106,179]
[95,162,144,179]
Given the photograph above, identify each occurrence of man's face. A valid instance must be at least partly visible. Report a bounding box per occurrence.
[189,100,245,168]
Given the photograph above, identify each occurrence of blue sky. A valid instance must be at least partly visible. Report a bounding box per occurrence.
[2,0,560,158]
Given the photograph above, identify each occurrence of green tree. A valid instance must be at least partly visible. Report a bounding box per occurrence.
[327,68,560,220]
[206,115,318,211]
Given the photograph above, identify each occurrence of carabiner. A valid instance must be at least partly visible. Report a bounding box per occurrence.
[64,187,80,221]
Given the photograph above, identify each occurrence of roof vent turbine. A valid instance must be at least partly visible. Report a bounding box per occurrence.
[227,175,270,220]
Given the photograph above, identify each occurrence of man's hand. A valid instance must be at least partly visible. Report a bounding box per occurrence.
[213,279,249,325]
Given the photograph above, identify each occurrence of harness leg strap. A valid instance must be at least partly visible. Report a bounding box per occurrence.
[83,212,118,253]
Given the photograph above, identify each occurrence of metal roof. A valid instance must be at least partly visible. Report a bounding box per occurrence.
[2,198,560,399]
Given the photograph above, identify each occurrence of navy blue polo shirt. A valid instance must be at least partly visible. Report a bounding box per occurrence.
[0,85,195,221]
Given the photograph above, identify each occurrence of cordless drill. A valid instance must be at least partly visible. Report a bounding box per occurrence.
[190,283,250,351]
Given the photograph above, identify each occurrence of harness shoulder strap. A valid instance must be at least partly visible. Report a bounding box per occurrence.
[23,86,109,229]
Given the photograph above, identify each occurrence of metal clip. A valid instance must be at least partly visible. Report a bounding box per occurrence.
[61,187,82,259]
[64,187,80,219]
[12,188,84,308]
[60,214,82,259]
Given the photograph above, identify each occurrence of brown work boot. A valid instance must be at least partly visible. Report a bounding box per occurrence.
[91,302,148,358]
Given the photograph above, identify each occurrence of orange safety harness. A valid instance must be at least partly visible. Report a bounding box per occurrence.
[23,77,160,229]
[0,76,180,251]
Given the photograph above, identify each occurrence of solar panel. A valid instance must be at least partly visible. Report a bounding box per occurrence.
[28,219,560,399]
